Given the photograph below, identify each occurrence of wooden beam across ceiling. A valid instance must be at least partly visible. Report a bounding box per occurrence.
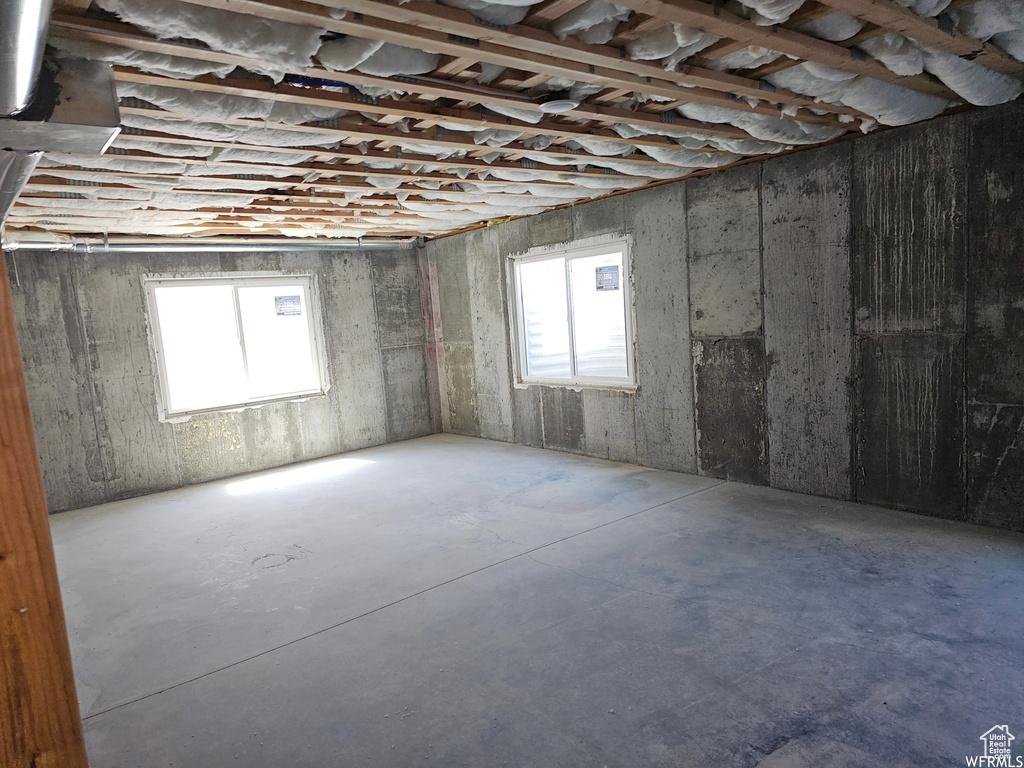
[585,0,961,100]
[111,131,663,183]
[22,171,617,211]
[814,0,1024,78]
[60,149,597,192]
[114,105,708,176]
[110,68,779,152]
[49,14,856,132]
[174,0,870,121]
[29,162,623,205]
[521,0,590,26]
[287,0,958,101]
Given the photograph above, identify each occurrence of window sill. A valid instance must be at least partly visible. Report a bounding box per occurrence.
[160,390,328,423]
[513,379,637,394]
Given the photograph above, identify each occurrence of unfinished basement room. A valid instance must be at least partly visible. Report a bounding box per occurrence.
[1,0,1023,765]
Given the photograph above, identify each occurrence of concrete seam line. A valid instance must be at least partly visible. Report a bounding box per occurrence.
[81,478,727,721]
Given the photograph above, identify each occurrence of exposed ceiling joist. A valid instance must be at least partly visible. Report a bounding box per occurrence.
[19,0,1019,244]
[522,0,590,25]
[50,15,850,143]
[178,0,869,121]
[116,105,696,170]
[815,0,1024,78]
[109,69,768,153]
[600,0,959,100]
[112,132,667,182]
[27,167,595,206]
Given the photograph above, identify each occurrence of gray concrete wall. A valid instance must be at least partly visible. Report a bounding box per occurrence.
[423,99,1024,532]
[7,247,431,512]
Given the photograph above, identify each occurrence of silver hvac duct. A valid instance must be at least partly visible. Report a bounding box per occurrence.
[0,0,55,116]
[0,151,43,229]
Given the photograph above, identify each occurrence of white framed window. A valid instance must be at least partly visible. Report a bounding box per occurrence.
[508,236,635,389]
[145,274,329,418]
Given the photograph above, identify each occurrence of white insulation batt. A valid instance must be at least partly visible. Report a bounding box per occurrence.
[117,82,349,124]
[51,38,236,80]
[113,139,215,158]
[705,46,784,71]
[549,0,631,45]
[895,0,951,14]
[766,63,952,126]
[951,0,1024,40]
[208,148,318,166]
[798,12,865,41]
[853,31,1024,104]
[738,0,808,25]
[626,24,720,69]
[317,38,440,77]
[118,113,344,149]
[94,0,324,79]
[438,0,542,26]
[993,29,1024,60]
[677,103,845,143]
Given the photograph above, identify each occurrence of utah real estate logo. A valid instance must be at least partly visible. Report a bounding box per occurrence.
[966,726,1022,767]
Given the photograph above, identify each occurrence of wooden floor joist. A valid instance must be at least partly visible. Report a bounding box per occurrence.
[111,69,775,152]
[176,0,870,122]
[50,15,854,132]
[601,0,960,100]
[815,0,1024,77]
[110,132,666,182]
[27,0,1014,241]
[113,105,708,170]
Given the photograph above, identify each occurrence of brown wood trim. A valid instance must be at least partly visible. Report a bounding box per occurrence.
[0,250,89,768]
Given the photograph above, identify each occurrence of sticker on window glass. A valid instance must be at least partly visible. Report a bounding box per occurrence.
[595,265,620,291]
[275,295,302,316]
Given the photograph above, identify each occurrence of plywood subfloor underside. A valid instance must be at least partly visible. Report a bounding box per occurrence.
[51,434,1024,766]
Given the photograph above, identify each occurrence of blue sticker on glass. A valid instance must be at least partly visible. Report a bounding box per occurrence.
[595,265,619,291]
[275,295,302,316]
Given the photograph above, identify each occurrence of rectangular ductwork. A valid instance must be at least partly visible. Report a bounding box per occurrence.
[0,54,121,156]
[0,53,121,230]
[0,150,43,232]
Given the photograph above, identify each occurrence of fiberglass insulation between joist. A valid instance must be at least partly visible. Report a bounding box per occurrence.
[118,113,344,149]
[797,12,866,41]
[676,104,845,144]
[765,63,950,126]
[854,31,1023,105]
[436,0,543,27]
[317,38,440,77]
[625,24,721,69]
[950,0,1024,40]
[93,0,324,80]
[112,139,215,158]
[50,38,237,80]
[548,0,631,45]
[117,82,350,124]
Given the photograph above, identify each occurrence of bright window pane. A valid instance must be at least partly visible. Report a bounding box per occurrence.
[518,257,571,379]
[569,252,628,379]
[237,285,320,399]
[152,284,247,413]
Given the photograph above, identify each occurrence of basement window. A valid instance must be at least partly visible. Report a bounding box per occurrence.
[508,237,635,389]
[145,275,328,418]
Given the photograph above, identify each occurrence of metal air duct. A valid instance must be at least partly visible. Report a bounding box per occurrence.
[0,0,55,116]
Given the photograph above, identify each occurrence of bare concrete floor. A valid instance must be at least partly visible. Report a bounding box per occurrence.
[51,434,1024,767]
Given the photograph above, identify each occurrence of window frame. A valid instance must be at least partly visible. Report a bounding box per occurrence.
[144,273,330,421]
[507,235,636,391]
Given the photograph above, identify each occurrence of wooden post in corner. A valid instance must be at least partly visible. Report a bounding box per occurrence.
[0,251,89,768]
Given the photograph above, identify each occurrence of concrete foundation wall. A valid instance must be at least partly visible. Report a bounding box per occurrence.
[7,247,431,512]
[423,99,1024,532]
